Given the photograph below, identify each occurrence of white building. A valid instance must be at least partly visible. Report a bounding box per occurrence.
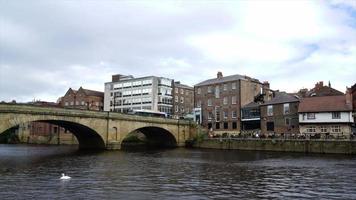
[298,94,354,139]
[104,74,173,115]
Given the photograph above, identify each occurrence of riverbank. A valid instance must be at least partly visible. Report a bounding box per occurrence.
[193,138,356,154]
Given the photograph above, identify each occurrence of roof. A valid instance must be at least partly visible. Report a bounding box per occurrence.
[242,101,260,109]
[262,92,299,106]
[82,89,104,98]
[305,86,343,97]
[298,95,352,113]
[194,74,260,87]
[174,82,193,90]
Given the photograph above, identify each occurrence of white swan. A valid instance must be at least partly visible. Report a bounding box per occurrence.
[60,173,71,180]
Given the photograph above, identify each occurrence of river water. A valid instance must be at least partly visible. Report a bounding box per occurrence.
[0,144,355,200]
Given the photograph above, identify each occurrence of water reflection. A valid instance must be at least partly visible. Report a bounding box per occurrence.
[0,144,355,199]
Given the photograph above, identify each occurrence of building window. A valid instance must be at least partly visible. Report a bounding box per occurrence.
[232,96,236,104]
[267,105,273,116]
[208,123,212,129]
[223,84,227,91]
[232,122,237,129]
[70,101,74,105]
[215,107,220,122]
[208,112,213,120]
[232,111,237,118]
[208,86,212,93]
[197,100,201,108]
[215,122,220,129]
[180,107,184,112]
[175,96,178,102]
[307,113,315,119]
[223,111,228,119]
[180,97,184,103]
[180,89,184,95]
[65,102,68,106]
[283,103,290,114]
[320,126,327,133]
[223,97,228,105]
[197,88,201,95]
[208,99,212,106]
[285,118,290,126]
[232,82,236,90]
[332,112,341,119]
[175,88,178,93]
[175,105,179,112]
[306,126,316,133]
[224,122,228,129]
[215,85,220,98]
[81,101,85,105]
[331,125,341,133]
[267,122,274,131]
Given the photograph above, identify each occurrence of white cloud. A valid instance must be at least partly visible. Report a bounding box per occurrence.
[0,0,355,102]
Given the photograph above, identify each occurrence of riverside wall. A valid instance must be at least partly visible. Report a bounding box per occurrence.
[194,139,356,154]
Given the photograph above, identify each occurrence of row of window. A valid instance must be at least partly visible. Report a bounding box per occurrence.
[175,96,185,103]
[267,103,290,116]
[306,125,341,133]
[207,110,238,121]
[196,82,238,95]
[110,97,152,106]
[208,122,238,130]
[175,106,190,113]
[113,80,153,89]
[302,112,341,120]
[174,88,193,96]
[64,101,101,106]
[196,96,237,107]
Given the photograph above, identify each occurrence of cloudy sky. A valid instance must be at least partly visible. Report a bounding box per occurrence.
[1,0,355,102]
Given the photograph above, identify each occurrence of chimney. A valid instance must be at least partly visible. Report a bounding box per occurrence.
[217,71,223,79]
[315,81,324,90]
[346,87,352,105]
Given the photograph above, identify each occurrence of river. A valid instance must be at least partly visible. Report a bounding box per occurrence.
[0,144,355,199]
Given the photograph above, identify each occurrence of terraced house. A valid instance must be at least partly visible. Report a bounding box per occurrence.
[194,72,269,134]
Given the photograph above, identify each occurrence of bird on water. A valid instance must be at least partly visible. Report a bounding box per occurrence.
[60,173,71,180]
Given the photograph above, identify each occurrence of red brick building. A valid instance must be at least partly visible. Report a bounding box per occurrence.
[172,81,194,119]
[60,87,104,111]
[194,72,270,134]
[260,92,300,137]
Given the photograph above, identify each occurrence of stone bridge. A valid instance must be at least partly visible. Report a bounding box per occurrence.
[0,104,196,150]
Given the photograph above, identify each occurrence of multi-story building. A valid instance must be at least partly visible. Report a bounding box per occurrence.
[172,81,194,119]
[60,87,104,111]
[241,82,274,131]
[298,93,354,139]
[194,72,269,134]
[104,74,173,115]
[260,92,300,137]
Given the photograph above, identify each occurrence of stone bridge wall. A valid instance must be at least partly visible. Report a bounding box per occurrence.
[0,104,195,149]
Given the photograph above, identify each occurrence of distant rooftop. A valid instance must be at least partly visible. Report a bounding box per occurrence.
[298,95,352,113]
[262,92,299,106]
[174,81,193,90]
[195,71,260,87]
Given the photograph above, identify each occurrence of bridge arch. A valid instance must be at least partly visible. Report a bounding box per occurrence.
[122,126,178,148]
[0,119,106,150]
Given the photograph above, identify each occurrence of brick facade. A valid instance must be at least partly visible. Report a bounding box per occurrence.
[172,82,194,118]
[260,101,299,136]
[60,87,104,111]
[194,72,266,133]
